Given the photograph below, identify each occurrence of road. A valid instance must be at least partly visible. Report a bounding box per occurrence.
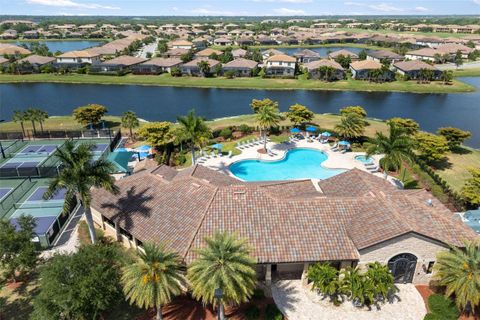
[136,38,158,58]
[435,60,480,70]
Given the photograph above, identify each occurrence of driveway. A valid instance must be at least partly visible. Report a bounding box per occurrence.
[271,280,427,320]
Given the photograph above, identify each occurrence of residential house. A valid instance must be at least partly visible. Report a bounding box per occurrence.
[235,37,255,46]
[366,50,404,64]
[55,50,101,67]
[22,30,39,39]
[132,57,183,74]
[16,55,55,73]
[276,36,299,45]
[265,54,296,77]
[90,55,147,74]
[164,48,190,59]
[350,60,392,80]
[222,58,258,77]
[261,48,284,61]
[304,59,345,80]
[256,37,278,46]
[328,49,359,61]
[232,48,247,59]
[293,49,321,63]
[169,39,193,50]
[405,48,441,62]
[0,29,18,39]
[436,43,474,58]
[0,43,31,56]
[90,165,476,285]
[195,48,223,58]
[393,60,442,80]
[181,57,221,76]
[213,38,232,46]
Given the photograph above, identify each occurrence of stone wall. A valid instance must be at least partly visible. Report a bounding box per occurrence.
[358,232,448,284]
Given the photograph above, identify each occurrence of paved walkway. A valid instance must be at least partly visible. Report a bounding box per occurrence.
[272,280,427,320]
[200,139,400,186]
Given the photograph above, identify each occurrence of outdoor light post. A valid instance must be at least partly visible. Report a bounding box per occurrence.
[214,288,224,320]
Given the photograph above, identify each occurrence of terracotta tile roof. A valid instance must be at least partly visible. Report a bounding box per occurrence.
[91,166,476,264]
[182,57,221,68]
[293,49,320,58]
[222,58,258,69]
[350,60,382,70]
[366,50,404,60]
[328,49,359,59]
[267,54,296,63]
[169,39,193,46]
[0,43,31,55]
[304,59,344,71]
[57,50,99,58]
[406,48,438,57]
[196,48,223,57]
[393,60,438,72]
[139,57,182,67]
[18,54,55,65]
[101,55,147,66]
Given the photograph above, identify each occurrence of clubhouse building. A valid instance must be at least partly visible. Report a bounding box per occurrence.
[91,164,476,285]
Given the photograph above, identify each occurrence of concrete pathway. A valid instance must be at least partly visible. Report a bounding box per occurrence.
[199,138,400,186]
[40,206,83,258]
[271,280,427,320]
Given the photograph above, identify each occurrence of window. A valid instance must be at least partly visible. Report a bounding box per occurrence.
[120,227,133,241]
[279,61,283,66]
[103,216,115,228]
[426,261,435,274]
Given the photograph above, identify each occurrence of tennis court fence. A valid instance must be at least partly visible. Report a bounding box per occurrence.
[0,178,35,215]
[0,129,120,141]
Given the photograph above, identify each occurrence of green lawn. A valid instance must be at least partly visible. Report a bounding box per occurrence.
[0,115,122,132]
[0,73,474,93]
[452,68,480,77]
[436,146,480,192]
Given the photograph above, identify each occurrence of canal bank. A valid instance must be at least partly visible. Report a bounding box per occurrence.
[0,77,479,148]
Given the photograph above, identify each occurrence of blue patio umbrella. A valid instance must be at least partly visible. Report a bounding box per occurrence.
[321,131,332,137]
[211,143,223,150]
[306,126,317,132]
[136,145,151,151]
[290,127,301,133]
[338,141,350,146]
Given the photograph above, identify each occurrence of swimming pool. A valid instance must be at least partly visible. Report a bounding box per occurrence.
[355,155,374,164]
[229,148,345,181]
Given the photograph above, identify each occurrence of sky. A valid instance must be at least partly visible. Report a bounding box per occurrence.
[1,0,479,16]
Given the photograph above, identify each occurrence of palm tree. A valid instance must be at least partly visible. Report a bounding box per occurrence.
[122,243,184,320]
[307,263,342,304]
[187,232,256,320]
[121,110,140,139]
[341,267,376,307]
[365,262,396,302]
[255,104,283,151]
[440,70,453,85]
[197,60,211,77]
[177,110,211,165]
[366,122,413,178]
[334,113,365,141]
[43,141,118,244]
[35,109,49,132]
[12,110,28,138]
[434,240,480,315]
[25,108,39,135]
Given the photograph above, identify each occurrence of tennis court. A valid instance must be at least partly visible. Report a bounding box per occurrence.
[0,187,13,201]
[0,142,63,177]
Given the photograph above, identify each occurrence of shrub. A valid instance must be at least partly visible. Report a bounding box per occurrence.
[219,127,233,140]
[245,304,260,320]
[425,294,459,320]
[252,288,265,300]
[239,124,252,134]
[265,303,283,320]
[224,70,236,79]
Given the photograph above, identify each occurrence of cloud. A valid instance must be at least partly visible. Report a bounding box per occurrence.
[414,6,429,12]
[252,0,312,2]
[272,7,306,14]
[473,0,480,4]
[189,8,237,15]
[26,0,120,10]
[344,1,363,6]
[368,3,403,12]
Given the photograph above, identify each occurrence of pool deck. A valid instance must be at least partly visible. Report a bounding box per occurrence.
[199,139,400,185]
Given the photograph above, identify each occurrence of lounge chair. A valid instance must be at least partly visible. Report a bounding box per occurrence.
[330,143,338,150]
[341,149,347,154]
[227,150,233,158]
[211,152,217,158]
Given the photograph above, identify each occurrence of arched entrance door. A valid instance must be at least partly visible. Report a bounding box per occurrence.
[388,253,417,283]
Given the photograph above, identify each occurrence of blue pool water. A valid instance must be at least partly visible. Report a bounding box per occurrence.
[355,155,374,164]
[229,148,345,181]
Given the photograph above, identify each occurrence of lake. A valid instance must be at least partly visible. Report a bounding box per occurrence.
[1,77,479,148]
[273,46,363,57]
[15,40,104,53]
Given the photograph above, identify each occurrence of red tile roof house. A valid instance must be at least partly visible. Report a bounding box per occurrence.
[393,60,443,80]
[16,55,56,73]
[328,49,359,61]
[132,57,183,75]
[350,60,394,81]
[366,50,404,65]
[265,54,297,78]
[304,59,345,80]
[55,50,101,68]
[180,57,221,76]
[222,58,259,77]
[90,164,476,285]
[293,49,321,64]
[90,55,147,74]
